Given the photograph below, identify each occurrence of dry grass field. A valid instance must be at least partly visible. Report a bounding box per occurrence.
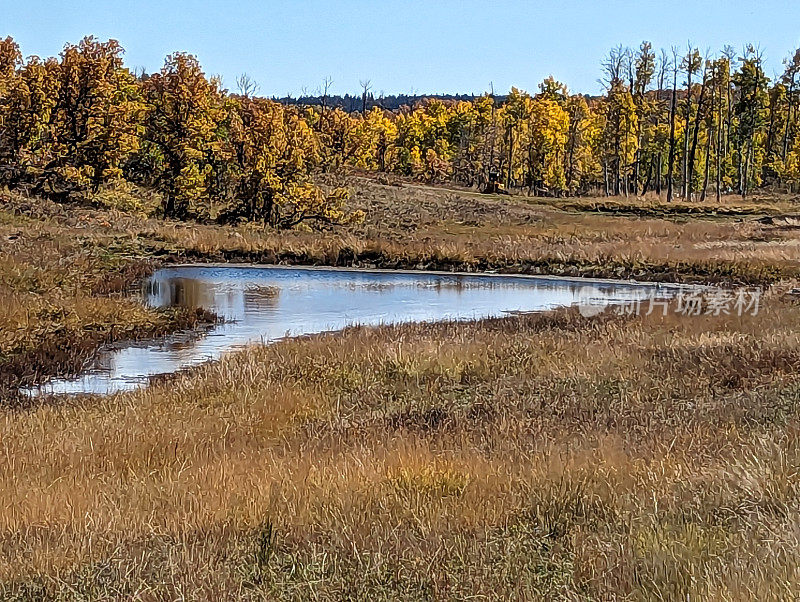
[3,181,800,599]
[154,180,800,284]
[3,298,800,599]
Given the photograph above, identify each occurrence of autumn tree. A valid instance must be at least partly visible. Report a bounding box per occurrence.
[667,48,679,202]
[394,99,455,181]
[782,50,800,164]
[632,41,656,193]
[0,37,144,199]
[0,36,20,89]
[732,46,770,197]
[767,49,800,186]
[564,95,602,192]
[349,107,397,171]
[681,45,703,198]
[525,85,569,193]
[0,36,28,184]
[0,54,59,188]
[51,38,145,195]
[602,79,638,196]
[498,88,528,189]
[139,53,228,219]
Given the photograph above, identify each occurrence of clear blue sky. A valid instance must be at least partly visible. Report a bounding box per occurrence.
[2,0,799,97]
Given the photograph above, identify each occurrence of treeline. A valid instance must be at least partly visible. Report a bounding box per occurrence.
[310,42,800,199]
[1,38,800,230]
[0,37,360,226]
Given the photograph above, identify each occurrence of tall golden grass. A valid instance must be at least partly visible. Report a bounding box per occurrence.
[3,299,800,598]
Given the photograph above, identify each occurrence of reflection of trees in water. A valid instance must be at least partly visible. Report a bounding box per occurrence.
[430,277,470,295]
[337,276,521,296]
[303,274,556,298]
[91,328,210,371]
[145,277,281,321]
[426,277,535,296]
[146,277,210,309]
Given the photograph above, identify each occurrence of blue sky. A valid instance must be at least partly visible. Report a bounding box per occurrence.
[2,0,799,96]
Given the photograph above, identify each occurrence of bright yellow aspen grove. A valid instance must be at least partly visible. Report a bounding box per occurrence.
[5,35,800,218]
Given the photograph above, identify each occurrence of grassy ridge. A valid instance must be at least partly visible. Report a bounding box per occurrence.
[537,192,798,218]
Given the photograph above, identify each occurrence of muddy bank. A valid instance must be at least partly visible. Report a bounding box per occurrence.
[161,246,795,286]
[1,305,214,404]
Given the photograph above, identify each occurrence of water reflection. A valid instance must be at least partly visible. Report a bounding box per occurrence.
[27,266,687,396]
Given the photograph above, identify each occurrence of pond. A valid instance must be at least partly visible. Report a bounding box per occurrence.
[26,265,689,396]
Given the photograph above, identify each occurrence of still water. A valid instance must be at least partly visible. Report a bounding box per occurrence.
[28,265,687,396]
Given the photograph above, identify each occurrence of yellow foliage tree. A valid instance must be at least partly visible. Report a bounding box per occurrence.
[525,95,569,192]
[141,52,228,219]
[46,37,145,196]
[602,80,639,194]
[350,107,397,171]
[222,97,361,227]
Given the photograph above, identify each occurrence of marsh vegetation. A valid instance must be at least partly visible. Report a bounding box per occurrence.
[4,298,800,599]
[1,174,800,598]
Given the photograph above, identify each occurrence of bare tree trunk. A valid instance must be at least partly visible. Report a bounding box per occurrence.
[360,79,371,115]
[725,75,733,159]
[614,124,622,196]
[505,126,514,191]
[716,73,723,202]
[319,77,332,132]
[701,69,715,202]
[642,159,653,195]
[527,142,535,195]
[765,91,777,173]
[743,143,753,199]
[566,118,577,193]
[716,123,722,201]
[667,57,678,202]
[687,65,708,200]
[484,85,497,189]
[656,153,662,196]
[683,62,692,198]
[783,80,795,160]
[701,123,712,202]
[742,55,761,199]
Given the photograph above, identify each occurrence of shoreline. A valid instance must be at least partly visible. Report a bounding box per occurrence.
[23,265,705,398]
[161,261,709,290]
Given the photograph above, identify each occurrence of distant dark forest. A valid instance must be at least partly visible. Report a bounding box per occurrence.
[274,92,504,112]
